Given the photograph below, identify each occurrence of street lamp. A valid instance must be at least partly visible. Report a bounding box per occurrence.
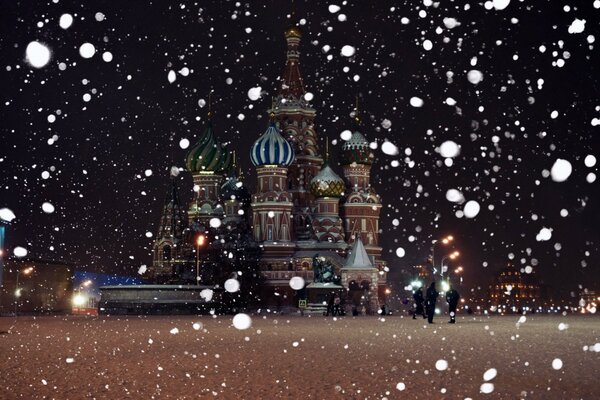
[430,235,454,276]
[196,234,205,285]
[15,266,34,316]
[440,251,460,278]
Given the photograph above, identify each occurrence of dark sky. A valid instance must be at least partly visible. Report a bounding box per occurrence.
[0,0,598,296]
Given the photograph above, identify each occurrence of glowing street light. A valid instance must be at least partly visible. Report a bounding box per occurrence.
[196,234,205,285]
[15,266,34,316]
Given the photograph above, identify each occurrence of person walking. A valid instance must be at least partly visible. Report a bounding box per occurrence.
[425,282,438,324]
[412,287,426,319]
[446,285,460,324]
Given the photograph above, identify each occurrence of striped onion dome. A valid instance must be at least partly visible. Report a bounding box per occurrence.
[250,122,294,167]
[310,164,345,198]
[341,130,374,165]
[186,121,232,173]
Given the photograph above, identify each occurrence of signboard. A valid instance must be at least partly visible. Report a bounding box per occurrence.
[298,299,307,308]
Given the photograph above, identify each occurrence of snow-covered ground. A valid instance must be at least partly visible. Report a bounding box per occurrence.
[1,314,598,399]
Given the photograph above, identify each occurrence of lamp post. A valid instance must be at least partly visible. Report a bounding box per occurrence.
[196,235,205,285]
[430,235,454,277]
[440,251,460,280]
[14,266,33,316]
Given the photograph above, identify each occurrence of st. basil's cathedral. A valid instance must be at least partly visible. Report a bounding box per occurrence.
[148,25,388,312]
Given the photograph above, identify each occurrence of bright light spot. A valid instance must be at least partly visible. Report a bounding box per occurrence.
[381,119,392,129]
[328,4,341,13]
[267,211,275,218]
[0,208,16,222]
[445,97,457,106]
[483,368,497,381]
[102,51,113,62]
[304,92,314,102]
[14,246,28,258]
[550,159,572,182]
[552,358,563,370]
[396,382,406,391]
[440,141,460,158]
[558,323,569,331]
[200,289,214,301]
[423,40,433,51]
[192,322,203,330]
[72,294,86,306]
[340,130,352,141]
[568,18,586,34]
[435,359,448,371]
[224,278,240,293]
[138,265,147,275]
[79,43,96,59]
[410,97,424,107]
[144,169,152,177]
[232,313,252,330]
[443,17,460,29]
[341,45,356,57]
[381,141,399,156]
[179,138,190,149]
[65,358,75,364]
[95,12,105,22]
[536,227,552,242]
[396,247,405,258]
[59,14,73,29]
[463,200,481,218]
[446,189,464,203]
[584,155,596,167]
[209,217,222,228]
[492,0,510,10]
[247,86,262,101]
[170,327,179,334]
[289,276,305,290]
[42,202,55,214]
[167,70,176,83]
[26,41,51,68]
[467,69,484,84]
[480,383,494,394]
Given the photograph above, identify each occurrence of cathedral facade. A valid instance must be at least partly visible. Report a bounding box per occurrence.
[149,26,387,311]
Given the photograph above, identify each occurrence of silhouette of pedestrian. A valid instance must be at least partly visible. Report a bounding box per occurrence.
[446,285,460,324]
[412,287,426,319]
[425,282,438,324]
[326,292,335,316]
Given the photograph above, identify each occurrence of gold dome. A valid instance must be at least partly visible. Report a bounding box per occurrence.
[285,26,302,38]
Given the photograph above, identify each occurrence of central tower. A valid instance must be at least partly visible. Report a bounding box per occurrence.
[270,26,324,240]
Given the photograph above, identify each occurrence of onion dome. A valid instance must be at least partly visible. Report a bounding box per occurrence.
[250,122,295,167]
[186,121,232,173]
[310,164,345,198]
[221,171,250,204]
[341,130,374,165]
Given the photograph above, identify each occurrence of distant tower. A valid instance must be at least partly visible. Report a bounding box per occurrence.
[250,116,295,267]
[309,142,346,246]
[151,177,188,281]
[185,107,232,225]
[340,102,383,265]
[270,25,323,240]
[221,152,251,225]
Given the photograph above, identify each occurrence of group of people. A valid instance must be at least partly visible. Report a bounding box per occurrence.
[412,282,460,324]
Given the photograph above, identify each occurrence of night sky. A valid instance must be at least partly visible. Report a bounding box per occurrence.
[1,0,598,296]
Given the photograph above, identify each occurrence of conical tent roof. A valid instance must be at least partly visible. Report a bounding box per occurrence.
[343,236,374,269]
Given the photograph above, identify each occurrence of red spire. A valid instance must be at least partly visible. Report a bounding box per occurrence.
[280,27,306,99]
